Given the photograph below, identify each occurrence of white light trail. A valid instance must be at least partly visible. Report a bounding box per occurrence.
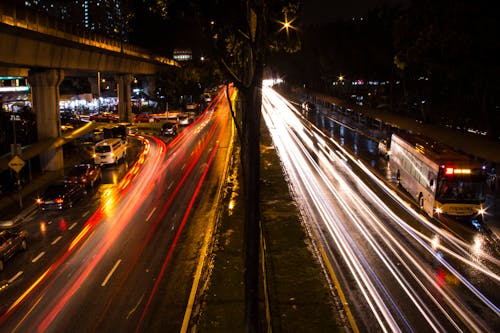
[262,86,499,332]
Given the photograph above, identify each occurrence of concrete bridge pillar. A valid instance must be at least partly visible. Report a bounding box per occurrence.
[88,76,99,97]
[116,74,132,123]
[143,76,156,98]
[28,69,65,172]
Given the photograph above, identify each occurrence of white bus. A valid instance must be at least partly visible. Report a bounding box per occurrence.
[93,138,127,165]
[389,133,487,223]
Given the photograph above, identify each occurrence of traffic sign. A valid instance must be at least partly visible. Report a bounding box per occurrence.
[8,155,25,173]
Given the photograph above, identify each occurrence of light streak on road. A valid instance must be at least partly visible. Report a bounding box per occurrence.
[0,86,234,332]
[262,86,499,332]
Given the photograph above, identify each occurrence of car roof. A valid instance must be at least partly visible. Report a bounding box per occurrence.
[44,181,75,192]
[96,138,123,145]
[66,165,90,176]
[0,230,13,237]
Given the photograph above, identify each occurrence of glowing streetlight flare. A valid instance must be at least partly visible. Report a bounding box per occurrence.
[277,12,296,37]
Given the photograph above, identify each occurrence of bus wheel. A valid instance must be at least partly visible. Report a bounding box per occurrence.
[418,193,424,209]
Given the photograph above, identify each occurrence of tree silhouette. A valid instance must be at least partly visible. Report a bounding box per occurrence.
[394,0,500,135]
[133,1,300,330]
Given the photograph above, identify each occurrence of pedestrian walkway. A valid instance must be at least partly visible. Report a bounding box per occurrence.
[308,90,500,165]
[0,146,90,227]
[0,170,62,227]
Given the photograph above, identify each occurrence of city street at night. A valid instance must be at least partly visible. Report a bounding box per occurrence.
[1,0,499,332]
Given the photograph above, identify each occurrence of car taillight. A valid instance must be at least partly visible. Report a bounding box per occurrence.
[55,198,64,204]
[36,198,43,205]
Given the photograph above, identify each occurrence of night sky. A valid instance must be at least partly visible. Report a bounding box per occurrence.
[302,0,409,24]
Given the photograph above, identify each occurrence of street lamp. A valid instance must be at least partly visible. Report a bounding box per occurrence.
[337,75,346,98]
[277,12,297,37]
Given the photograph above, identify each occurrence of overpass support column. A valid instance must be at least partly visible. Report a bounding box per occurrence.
[28,69,64,172]
[88,76,99,97]
[116,74,133,123]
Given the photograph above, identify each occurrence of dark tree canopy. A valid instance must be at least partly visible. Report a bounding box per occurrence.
[269,0,499,138]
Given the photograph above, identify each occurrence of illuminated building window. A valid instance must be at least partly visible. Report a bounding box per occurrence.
[173,49,192,61]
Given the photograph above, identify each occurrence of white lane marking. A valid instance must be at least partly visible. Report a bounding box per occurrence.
[32,252,46,263]
[69,222,77,230]
[83,211,90,217]
[127,294,145,319]
[146,207,157,222]
[8,271,23,284]
[51,236,62,245]
[101,259,122,287]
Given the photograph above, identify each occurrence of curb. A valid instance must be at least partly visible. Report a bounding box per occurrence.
[0,204,38,229]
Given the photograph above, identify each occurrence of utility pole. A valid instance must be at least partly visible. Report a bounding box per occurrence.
[97,71,101,111]
[10,114,23,209]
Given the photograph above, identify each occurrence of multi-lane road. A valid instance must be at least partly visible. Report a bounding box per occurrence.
[262,86,499,332]
[1,84,498,332]
[0,88,234,332]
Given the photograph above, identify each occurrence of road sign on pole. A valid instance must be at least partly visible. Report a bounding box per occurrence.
[8,155,25,173]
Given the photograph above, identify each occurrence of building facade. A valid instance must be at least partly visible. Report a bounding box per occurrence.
[20,0,128,40]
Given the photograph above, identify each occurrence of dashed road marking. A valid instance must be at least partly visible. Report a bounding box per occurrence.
[101,259,122,287]
[51,236,62,245]
[8,271,23,284]
[32,252,45,263]
[146,207,157,222]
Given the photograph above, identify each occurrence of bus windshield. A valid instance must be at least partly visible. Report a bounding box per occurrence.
[436,178,485,202]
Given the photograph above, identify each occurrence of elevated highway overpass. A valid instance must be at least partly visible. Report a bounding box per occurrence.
[0,1,177,172]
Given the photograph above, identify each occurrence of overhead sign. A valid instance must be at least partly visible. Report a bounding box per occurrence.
[8,155,25,173]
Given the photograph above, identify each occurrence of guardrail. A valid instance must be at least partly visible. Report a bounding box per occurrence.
[0,1,178,67]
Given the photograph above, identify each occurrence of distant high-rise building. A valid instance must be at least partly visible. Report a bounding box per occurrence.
[21,0,128,40]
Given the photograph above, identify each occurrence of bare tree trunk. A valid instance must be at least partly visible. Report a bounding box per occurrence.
[241,67,263,332]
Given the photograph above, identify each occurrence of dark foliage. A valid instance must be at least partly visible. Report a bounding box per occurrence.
[271,1,500,138]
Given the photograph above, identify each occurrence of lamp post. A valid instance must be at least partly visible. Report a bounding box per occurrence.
[10,113,23,208]
[338,74,345,98]
[97,71,101,112]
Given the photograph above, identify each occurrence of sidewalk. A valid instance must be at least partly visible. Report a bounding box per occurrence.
[0,146,90,228]
[307,90,500,165]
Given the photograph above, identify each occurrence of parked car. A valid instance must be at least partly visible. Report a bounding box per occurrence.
[65,163,102,189]
[178,114,192,126]
[90,112,119,122]
[301,101,316,112]
[160,121,178,136]
[185,103,199,112]
[103,125,127,139]
[36,181,87,211]
[134,113,156,123]
[125,125,138,135]
[202,93,212,103]
[0,229,29,271]
[61,123,75,132]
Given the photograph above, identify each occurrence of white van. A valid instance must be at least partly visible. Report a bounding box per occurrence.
[93,138,127,165]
